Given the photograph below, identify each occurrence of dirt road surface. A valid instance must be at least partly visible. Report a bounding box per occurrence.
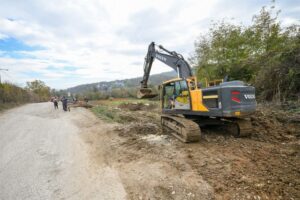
[0,103,213,200]
[0,103,127,200]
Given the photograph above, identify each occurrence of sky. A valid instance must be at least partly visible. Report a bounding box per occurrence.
[0,0,299,89]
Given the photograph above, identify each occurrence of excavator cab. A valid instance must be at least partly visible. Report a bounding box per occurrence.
[161,78,191,110]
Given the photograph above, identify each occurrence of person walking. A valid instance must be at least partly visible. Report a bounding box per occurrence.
[84,96,89,104]
[61,96,68,111]
[53,97,58,109]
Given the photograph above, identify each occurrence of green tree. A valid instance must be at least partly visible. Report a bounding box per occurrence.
[26,80,51,102]
[191,3,300,101]
[0,82,31,104]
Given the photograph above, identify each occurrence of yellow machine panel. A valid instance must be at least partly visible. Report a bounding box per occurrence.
[190,89,209,112]
[175,91,189,104]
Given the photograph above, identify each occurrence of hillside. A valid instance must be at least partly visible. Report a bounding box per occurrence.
[66,71,177,94]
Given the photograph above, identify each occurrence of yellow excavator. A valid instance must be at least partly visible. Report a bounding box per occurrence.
[138,42,256,142]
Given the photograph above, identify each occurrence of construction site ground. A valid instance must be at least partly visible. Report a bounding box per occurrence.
[90,99,300,200]
[0,100,299,200]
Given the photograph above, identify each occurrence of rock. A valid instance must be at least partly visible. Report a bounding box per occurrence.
[187,192,192,196]
[254,195,261,200]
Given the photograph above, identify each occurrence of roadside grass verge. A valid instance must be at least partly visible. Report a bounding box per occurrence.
[91,104,139,123]
[0,103,22,113]
[90,98,157,106]
[90,98,160,124]
[91,105,123,123]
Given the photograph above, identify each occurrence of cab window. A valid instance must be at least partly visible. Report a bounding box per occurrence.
[179,80,188,92]
[165,83,175,96]
[163,83,175,109]
[175,82,181,96]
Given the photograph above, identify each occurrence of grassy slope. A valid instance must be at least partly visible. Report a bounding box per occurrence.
[90,98,159,123]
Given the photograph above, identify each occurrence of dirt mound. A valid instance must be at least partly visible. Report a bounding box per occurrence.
[71,101,93,108]
[118,102,157,111]
[115,122,161,136]
[89,100,300,199]
[251,105,300,143]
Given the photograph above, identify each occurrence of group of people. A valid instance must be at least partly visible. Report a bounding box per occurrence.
[52,96,89,112]
[52,96,69,111]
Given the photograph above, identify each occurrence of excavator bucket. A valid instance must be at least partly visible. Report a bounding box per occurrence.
[137,88,158,99]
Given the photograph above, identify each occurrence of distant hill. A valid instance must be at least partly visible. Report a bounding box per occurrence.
[66,71,177,94]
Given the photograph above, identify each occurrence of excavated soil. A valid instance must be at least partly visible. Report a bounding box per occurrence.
[88,101,300,199]
[118,102,157,111]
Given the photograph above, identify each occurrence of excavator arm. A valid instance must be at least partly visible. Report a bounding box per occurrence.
[138,42,193,98]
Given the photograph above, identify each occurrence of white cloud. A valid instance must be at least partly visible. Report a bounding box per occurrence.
[0,33,8,40]
[0,0,299,89]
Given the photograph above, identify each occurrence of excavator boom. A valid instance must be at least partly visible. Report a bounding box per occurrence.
[137,42,193,98]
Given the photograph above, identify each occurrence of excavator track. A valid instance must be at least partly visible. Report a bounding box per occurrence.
[161,115,201,143]
[226,118,253,137]
[235,118,253,137]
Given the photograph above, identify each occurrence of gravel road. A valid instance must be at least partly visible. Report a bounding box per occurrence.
[0,103,126,200]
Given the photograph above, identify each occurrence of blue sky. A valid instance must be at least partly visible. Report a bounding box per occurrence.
[0,0,299,89]
[0,37,42,52]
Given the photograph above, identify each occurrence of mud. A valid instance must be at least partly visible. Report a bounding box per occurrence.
[91,101,300,199]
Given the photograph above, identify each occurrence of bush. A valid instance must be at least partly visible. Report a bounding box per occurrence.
[0,82,30,104]
[0,80,52,110]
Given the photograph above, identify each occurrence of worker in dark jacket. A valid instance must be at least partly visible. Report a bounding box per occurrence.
[53,97,58,109]
[61,96,68,111]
